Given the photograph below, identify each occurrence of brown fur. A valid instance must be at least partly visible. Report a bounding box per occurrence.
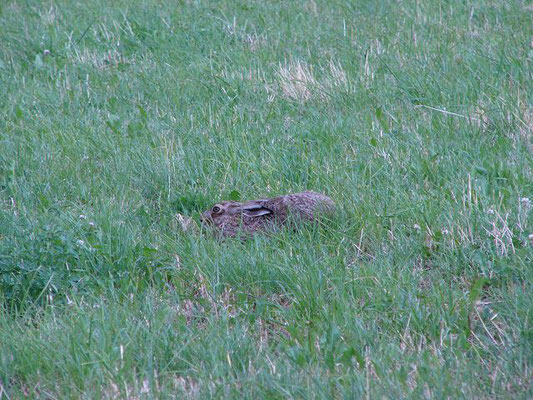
[201,191,335,238]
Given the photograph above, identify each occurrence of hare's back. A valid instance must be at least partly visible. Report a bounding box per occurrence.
[278,191,335,217]
[288,191,334,205]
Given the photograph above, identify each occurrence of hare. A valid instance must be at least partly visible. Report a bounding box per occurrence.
[201,191,335,238]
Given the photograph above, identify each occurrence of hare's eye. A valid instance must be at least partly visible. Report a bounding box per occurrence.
[212,206,221,213]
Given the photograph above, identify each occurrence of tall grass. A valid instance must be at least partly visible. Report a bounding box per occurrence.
[1,0,532,398]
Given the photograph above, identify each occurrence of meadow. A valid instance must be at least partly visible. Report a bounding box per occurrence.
[1,0,532,398]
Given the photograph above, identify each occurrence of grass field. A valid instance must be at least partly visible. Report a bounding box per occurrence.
[1,0,532,398]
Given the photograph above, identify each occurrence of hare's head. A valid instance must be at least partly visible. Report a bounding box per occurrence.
[201,200,273,229]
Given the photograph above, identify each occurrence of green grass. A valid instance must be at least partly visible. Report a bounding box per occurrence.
[1,0,532,398]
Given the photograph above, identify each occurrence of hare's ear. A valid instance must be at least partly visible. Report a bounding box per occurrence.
[242,203,272,217]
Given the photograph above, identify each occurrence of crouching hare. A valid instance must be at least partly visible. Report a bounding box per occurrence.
[201,191,335,238]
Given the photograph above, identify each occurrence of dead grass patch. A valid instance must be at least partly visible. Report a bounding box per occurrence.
[276,59,349,102]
